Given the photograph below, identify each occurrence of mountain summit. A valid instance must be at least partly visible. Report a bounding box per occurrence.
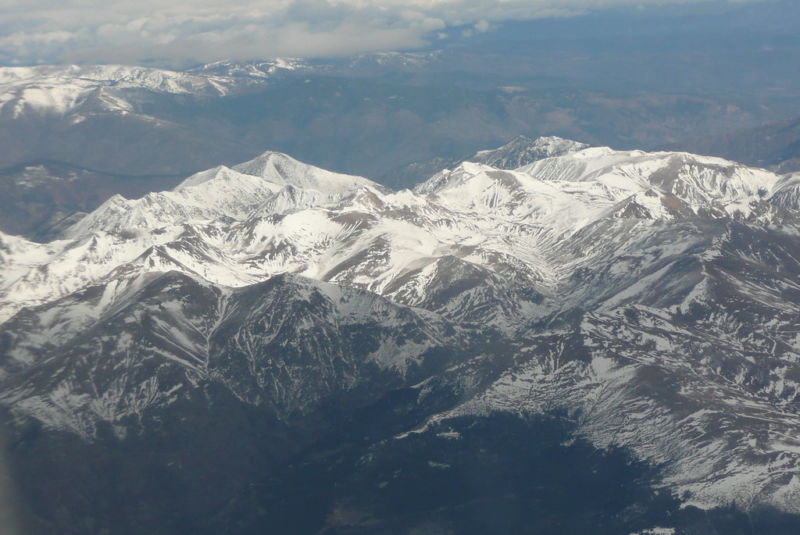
[230,151,383,194]
[469,135,590,169]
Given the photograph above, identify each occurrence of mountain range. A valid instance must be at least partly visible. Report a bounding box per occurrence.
[2,57,798,246]
[2,135,800,533]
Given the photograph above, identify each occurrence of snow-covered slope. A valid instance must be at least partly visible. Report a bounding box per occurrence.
[519,148,780,217]
[1,142,799,519]
[66,152,382,238]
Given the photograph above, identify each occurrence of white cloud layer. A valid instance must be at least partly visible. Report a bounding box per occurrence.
[0,0,763,66]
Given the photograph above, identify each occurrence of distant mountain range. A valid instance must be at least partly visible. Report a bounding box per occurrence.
[0,58,795,232]
[2,137,800,533]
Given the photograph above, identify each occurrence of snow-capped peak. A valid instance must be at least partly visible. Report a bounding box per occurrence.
[192,58,307,78]
[468,135,591,169]
[232,151,383,195]
[62,151,383,240]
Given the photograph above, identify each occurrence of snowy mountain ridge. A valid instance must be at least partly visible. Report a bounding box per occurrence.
[3,141,786,325]
[0,61,306,118]
[469,134,590,169]
[1,137,800,518]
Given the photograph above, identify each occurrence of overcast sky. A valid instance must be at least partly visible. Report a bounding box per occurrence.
[0,0,768,66]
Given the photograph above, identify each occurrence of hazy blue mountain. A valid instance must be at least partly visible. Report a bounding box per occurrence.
[673,115,800,173]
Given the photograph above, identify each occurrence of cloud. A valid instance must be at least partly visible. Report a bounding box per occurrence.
[0,0,766,66]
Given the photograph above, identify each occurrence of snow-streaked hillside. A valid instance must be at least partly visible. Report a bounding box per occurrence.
[2,138,800,518]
